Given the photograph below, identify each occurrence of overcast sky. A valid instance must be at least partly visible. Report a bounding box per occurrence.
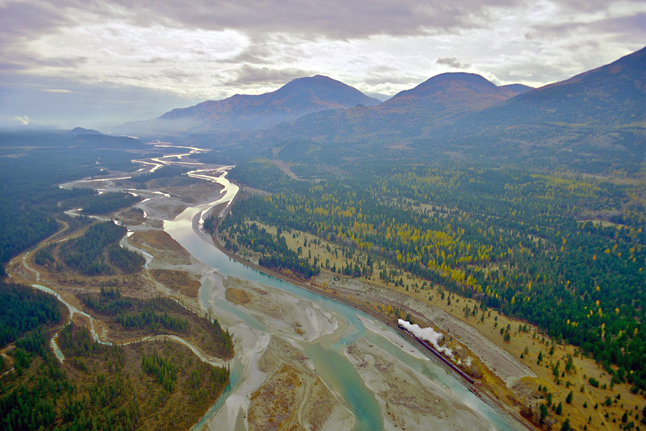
[1,0,644,129]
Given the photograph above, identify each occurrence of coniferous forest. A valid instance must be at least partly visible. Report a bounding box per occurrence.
[0,282,63,349]
[81,287,234,358]
[0,133,236,431]
[58,222,145,276]
[220,156,646,392]
[0,138,140,275]
[0,284,231,431]
[75,192,142,215]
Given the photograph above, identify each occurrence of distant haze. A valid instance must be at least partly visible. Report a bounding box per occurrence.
[1,0,644,129]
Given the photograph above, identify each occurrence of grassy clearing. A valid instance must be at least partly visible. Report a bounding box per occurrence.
[150,269,201,298]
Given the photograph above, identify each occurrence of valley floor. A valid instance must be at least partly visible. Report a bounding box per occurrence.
[5,155,643,431]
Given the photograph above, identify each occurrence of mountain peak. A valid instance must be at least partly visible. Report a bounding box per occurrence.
[277,75,376,102]
[70,127,101,135]
[381,72,512,118]
[134,75,380,134]
[281,75,333,88]
[419,72,497,88]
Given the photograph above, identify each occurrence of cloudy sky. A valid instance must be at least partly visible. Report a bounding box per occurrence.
[1,0,644,129]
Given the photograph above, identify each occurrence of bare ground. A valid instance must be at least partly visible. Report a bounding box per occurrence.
[152,179,224,204]
[130,230,192,266]
[248,336,355,431]
[345,338,493,431]
[150,268,201,298]
[222,277,337,342]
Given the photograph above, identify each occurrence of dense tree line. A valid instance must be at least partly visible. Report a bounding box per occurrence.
[141,350,177,392]
[107,243,146,273]
[60,222,143,275]
[218,218,320,279]
[0,287,230,431]
[0,207,59,277]
[117,309,189,333]
[77,192,141,215]
[0,283,62,348]
[0,307,138,431]
[33,244,56,267]
[81,287,136,314]
[82,288,234,358]
[227,158,294,192]
[225,159,646,391]
[83,288,189,335]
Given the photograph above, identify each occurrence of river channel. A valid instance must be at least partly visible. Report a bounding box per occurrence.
[158,150,518,431]
[59,143,520,430]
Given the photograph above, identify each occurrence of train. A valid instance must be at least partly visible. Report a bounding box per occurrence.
[398,321,477,386]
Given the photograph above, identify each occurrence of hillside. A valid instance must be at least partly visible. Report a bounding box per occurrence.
[414,46,646,172]
[378,72,520,116]
[460,46,645,128]
[120,75,380,135]
[230,48,645,174]
[259,73,526,144]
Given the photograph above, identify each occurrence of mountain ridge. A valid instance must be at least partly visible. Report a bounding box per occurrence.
[119,75,380,135]
[256,72,530,144]
[408,46,646,171]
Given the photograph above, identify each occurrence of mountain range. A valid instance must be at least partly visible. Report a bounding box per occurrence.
[259,47,644,172]
[412,46,646,171]
[117,46,645,172]
[120,75,380,135]
[259,72,534,144]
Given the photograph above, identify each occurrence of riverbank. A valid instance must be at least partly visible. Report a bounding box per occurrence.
[207,216,535,431]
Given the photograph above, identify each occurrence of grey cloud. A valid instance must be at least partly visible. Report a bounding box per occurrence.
[145,57,167,64]
[0,49,89,72]
[4,0,643,48]
[223,45,274,65]
[161,69,199,81]
[222,34,308,65]
[0,62,26,71]
[114,0,471,38]
[2,0,643,130]
[530,13,646,41]
[0,1,70,40]
[489,60,580,88]
[437,57,470,69]
[586,13,646,38]
[552,0,644,14]
[362,76,423,86]
[225,65,316,86]
[4,0,523,42]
